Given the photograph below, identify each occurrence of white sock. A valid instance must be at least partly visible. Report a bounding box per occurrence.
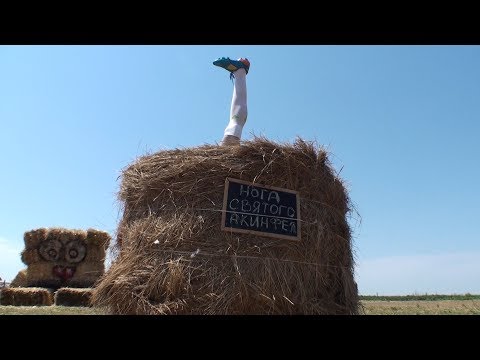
[223,68,247,139]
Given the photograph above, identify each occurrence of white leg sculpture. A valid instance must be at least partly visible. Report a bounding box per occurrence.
[212,57,250,146]
[222,68,247,145]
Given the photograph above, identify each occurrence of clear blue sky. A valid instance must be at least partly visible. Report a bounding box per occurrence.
[1,45,479,295]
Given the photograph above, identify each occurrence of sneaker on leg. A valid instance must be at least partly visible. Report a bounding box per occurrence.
[213,57,250,74]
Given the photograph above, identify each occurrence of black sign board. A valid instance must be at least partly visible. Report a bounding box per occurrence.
[221,178,301,241]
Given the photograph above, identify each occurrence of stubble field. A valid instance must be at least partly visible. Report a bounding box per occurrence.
[1,298,479,315]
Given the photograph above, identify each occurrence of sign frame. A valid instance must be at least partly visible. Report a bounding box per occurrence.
[221,177,301,241]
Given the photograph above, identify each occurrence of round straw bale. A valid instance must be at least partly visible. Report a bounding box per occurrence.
[92,137,358,314]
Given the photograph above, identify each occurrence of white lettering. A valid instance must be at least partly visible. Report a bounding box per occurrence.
[287,207,296,218]
[262,202,269,213]
[268,191,280,203]
[277,219,283,229]
[278,205,287,217]
[250,216,259,228]
[229,198,239,210]
[260,216,269,229]
[290,222,297,234]
[251,187,259,198]
[240,214,249,226]
[269,204,279,215]
[260,188,268,200]
[230,213,239,225]
[239,185,249,197]
[241,199,251,212]
[252,201,260,214]
[281,220,289,232]
[270,218,276,229]
[271,218,281,230]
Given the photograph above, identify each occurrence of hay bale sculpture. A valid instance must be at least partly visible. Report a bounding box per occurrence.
[0,228,110,306]
[93,137,358,314]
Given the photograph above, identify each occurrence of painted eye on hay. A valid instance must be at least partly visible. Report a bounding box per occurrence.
[39,239,62,262]
[64,240,87,263]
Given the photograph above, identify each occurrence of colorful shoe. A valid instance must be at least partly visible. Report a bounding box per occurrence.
[213,57,250,75]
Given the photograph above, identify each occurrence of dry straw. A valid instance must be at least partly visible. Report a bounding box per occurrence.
[55,287,93,307]
[10,269,28,287]
[19,227,111,288]
[0,287,53,306]
[93,137,358,314]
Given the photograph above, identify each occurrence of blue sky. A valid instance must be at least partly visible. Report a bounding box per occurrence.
[1,45,479,295]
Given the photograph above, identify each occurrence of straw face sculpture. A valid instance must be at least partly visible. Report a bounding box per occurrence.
[2,228,111,306]
[93,137,358,314]
[15,228,110,289]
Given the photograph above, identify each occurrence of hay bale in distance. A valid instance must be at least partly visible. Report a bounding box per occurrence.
[0,287,53,306]
[55,288,93,307]
[93,137,358,314]
[17,227,111,289]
